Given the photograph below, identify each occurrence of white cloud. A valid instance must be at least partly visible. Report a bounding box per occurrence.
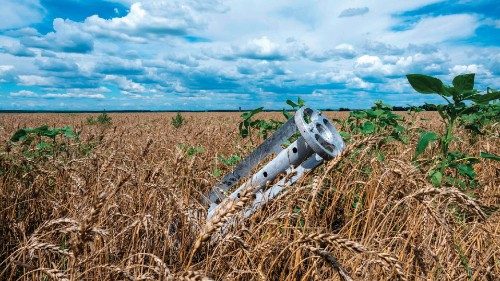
[0,65,14,75]
[339,7,369,18]
[104,75,146,93]
[43,93,105,99]
[10,90,38,97]
[1,42,37,57]
[21,18,94,53]
[221,36,308,61]
[0,0,44,30]
[0,0,498,110]
[35,57,79,72]
[41,87,109,99]
[82,1,225,42]
[383,14,479,45]
[449,64,491,76]
[18,75,54,86]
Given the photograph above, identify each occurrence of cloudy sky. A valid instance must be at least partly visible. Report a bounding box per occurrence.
[0,0,498,110]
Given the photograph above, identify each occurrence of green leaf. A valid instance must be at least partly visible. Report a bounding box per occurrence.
[10,128,29,142]
[361,121,375,134]
[62,126,76,139]
[452,73,475,92]
[286,99,298,108]
[238,123,248,138]
[430,170,442,186]
[339,131,351,140]
[350,110,367,119]
[36,141,52,150]
[297,97,305,107]
[456,164,476,179]
[282,109,293,120]
[213,168,222,177]
[480,152,500,161]
[470,90,500,104]
[406,74,444,94]
[415,131,439,158]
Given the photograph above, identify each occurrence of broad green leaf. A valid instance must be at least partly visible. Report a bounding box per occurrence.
[452,73,475,92]
[470,90,500,104]
[372,109,385,117]
[62,126,76,138]
[38,127,59,138]
[213,168,222,177]
[480,152,500,161]
[339,131,351,140]
[361,121,375,134]
[241,107,263,120]
[415,131,439,158]
[350,111,367,119]
[297,97,305,107]
[406,74,444,94]
[456,164,476,179]
[10,128,29,142]
[286,99,298,108]
[430,170,442,186]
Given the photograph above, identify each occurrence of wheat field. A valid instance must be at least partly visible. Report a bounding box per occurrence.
[0,112,499,280]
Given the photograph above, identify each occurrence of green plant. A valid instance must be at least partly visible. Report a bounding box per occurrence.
[171,112,185,128]
[407,73,499,188]
[178,144,205,157]
[459,101,499,137]
[238,107,283,140]
[238,97,304,141]
[10,125,77,159]
[337,101,407,143]
[218,154,241,166]
[87,112,112,125]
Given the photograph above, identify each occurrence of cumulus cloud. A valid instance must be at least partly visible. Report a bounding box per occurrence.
[449,64,491,77]
[18,75,54,86]
[42,93,105,99]
[384,14,479,44]
[94,58,145,75]
[228,36,288,60]
[307,44,357,61]
[41,87,109,99]
[221,36,308,61]
[0,0,498,110]
[3,27,40,37]
[0,65,15,82]
[21,18,94,53]
[0,0,44,30]
[354,50,451,81]
[104,75,146,93]
[35,58,79,72]
[1,42,37,57]
[338,7,370,18]
[237,61,290,76]
[83,3,196,42]
[80,1,226,42]
[10,90,38,97]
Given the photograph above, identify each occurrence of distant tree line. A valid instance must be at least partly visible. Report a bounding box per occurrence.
[337,103,440,112]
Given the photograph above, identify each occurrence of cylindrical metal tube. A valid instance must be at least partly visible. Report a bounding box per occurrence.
[207,136,314,218]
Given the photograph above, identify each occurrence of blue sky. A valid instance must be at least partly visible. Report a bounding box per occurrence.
[0,0,498,110]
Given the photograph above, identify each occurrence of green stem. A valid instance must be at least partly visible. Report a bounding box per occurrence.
[442,117,456,155]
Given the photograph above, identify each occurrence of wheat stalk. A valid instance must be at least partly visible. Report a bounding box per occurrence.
[298,232,406,280]
[168,271,214,281]
[187,182,257,266]
[403,186,486,219]
[302,244,353,281]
